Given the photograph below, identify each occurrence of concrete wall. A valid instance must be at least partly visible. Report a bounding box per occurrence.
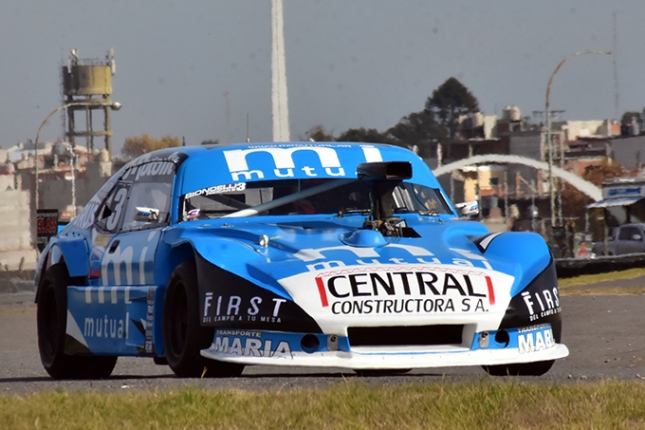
[609,136,645,170]
[0,160,113,272]
[39,161,112,219]
[0,188,37,271]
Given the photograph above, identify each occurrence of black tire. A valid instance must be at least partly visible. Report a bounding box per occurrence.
[353,369,412,377]
[37,264,117,379]
[163,260,244,378]
[483,360,555,376]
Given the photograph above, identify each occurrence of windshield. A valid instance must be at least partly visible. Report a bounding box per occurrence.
[180,179,453,221]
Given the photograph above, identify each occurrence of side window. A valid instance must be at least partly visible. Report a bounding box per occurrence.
[95,182,131,233]
[121,181,172,230]
[618,227,629,240]
[619,227,640,241]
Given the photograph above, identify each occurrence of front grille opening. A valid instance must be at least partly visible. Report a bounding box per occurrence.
[347,325,464,347]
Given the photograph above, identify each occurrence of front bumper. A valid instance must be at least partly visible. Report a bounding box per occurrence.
[201,323,569,369]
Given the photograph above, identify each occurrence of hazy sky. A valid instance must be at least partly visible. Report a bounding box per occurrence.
[2,1,643,155]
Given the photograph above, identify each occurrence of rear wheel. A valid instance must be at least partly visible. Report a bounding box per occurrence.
[353,369,412,377]
[483,360,555,376]
[163,260,244,377]
[37,264,117,379]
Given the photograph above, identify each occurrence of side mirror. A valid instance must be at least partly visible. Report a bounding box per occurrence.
[134,207,159,222]
[632,234,642,241]
[455,200,479,217]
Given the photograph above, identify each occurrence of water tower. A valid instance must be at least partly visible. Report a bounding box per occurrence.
[61,49,117,156]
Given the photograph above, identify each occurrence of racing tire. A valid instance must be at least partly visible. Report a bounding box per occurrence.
[37,264,118,379]
[163,260,244,378]
[353,369,412,377]
[482,360,555,376]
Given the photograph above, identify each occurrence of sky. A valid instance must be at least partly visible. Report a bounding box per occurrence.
[1,0,644,156]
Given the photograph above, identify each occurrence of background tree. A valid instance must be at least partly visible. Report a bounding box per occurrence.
[582,160,626,187]
[621,111,642,135]
[304,125,335,142]
[560,160,626,230]
[336,127,395,144]
[121,134,181,159]
[424,77,479,141]
[201,139,219,145]
[387,111,445,158]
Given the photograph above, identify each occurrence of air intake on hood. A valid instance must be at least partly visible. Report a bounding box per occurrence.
[347,325,464,347]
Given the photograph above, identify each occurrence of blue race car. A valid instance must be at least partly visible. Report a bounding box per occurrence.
[35,142,568,379]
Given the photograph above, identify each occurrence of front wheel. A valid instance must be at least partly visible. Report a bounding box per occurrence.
[483,360,555,376]
[353,369,412,377]
[163,260,244,378]
[37,264,117,379]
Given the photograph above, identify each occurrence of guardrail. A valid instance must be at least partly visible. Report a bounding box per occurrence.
[556,254,645,278]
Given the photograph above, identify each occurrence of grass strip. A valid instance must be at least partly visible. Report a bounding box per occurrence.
[1,380,645,430]
[559,267,645,295]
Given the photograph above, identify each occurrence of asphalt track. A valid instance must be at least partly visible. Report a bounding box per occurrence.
[1,286,645,394]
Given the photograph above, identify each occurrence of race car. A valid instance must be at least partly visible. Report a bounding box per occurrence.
[35,142,568,379]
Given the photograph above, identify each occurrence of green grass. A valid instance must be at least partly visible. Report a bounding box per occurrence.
[559,268,645,295]
[2,269,644,429]
[1,380,645,429]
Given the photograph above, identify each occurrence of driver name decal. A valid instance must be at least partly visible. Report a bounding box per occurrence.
[185,183,246,199]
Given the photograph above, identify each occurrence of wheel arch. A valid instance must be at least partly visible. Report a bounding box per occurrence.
[35,239,89,303]
[157,241,197,285]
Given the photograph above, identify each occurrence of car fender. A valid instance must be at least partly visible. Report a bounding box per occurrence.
[164,229,288,298]
[474,231,552,296]
[38,237,89,281]
[34,236,89,303]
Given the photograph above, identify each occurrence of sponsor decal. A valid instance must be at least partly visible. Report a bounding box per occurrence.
[212,330,292,358]
[122,158,178,183]
[99,230,160,285]
[92,233,111,248]
[83,313,129,339]
[78,286,139,341]
[295,244,494,271]
[202,293,287,324]
[521,288,561,322]
[185,183,246,199]
[222,144,382,181]
[145,288,155,353]
[518,324,556,354]
[314,267,494,315]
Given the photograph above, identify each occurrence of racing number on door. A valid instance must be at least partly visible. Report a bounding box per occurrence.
[106,186,129,231]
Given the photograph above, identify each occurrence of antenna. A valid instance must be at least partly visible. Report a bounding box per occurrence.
[613,11,620,119]
[246,113,250,143]
[223,91,230,143]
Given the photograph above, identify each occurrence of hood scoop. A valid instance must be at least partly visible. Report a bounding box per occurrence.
[340,229,387,248]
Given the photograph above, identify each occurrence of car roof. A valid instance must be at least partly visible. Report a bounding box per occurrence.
[170,142,441,196]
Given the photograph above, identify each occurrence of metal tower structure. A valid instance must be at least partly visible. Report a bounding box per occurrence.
[61,49,118,157]
[271,0,291,142]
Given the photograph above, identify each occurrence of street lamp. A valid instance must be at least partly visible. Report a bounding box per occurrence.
[545,50,611,229]
[34,100,122,211]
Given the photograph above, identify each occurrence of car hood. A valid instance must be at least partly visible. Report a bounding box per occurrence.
[164,216,551,300]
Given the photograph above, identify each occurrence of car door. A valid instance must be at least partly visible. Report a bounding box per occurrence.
[615,226,643,255]
[90,162,174,286]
